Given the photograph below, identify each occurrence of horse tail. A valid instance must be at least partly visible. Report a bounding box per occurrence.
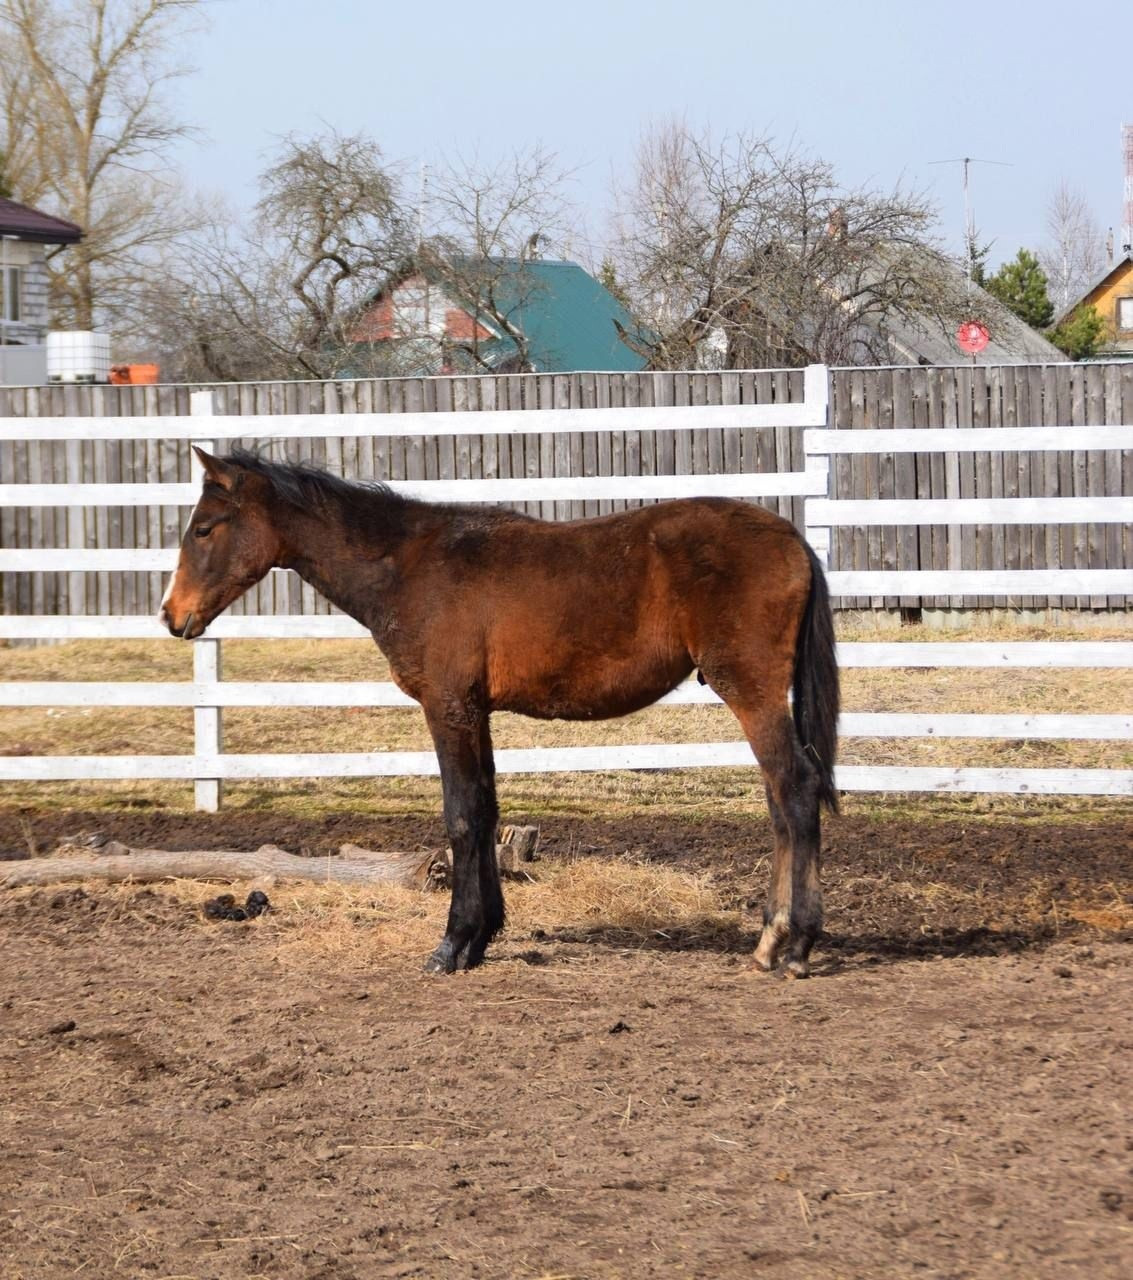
[793,540,840,814]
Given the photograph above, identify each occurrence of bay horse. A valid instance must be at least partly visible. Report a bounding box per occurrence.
[160,449,839,977]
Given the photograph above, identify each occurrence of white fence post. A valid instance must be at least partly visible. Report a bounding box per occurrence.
[802,365,831,568]
[189,390,221,812]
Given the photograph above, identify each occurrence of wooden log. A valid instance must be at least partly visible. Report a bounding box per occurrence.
[0,826,541,891]
[0,842,449,891]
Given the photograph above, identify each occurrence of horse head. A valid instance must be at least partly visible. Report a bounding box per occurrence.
[159,448,281,639]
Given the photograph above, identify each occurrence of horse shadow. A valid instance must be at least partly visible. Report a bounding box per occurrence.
[511,919,1067,974]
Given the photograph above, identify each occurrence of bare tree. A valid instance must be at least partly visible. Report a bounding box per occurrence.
[0,0,207,333]
[419,146,579,371]
[609,121,962,369]
[145,131,411,381]
[1040,180,1107,314]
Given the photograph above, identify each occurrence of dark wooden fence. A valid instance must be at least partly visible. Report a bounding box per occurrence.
[2,364,1130,616]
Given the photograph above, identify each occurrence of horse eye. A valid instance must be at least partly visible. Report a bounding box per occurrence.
[193,524,212,539]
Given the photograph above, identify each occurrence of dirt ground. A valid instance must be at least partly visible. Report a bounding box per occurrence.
[1,807,1131,1279]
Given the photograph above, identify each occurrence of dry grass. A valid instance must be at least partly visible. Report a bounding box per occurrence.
[1,858,743,970]
[1,618,1130,819]
[270,858,740,968]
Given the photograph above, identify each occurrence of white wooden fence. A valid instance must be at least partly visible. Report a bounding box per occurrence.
[1,365,1131,809]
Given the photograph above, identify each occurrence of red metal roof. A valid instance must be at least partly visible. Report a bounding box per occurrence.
[0,196,82,244]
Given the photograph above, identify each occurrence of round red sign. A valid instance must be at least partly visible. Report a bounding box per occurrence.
[956,321,990,354]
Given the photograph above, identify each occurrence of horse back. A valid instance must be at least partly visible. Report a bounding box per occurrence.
[425,498,812,720]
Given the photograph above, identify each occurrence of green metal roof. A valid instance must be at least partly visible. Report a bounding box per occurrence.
[462,259,646,373]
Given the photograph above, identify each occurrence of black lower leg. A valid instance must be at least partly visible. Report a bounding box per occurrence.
[752,793,792,971]
[781,760,823,977]
[424,711,503,974]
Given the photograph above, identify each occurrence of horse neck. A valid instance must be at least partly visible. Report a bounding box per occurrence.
[274,490,422,624]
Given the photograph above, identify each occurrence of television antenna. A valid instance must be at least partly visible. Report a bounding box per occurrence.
[928,156,1012,292]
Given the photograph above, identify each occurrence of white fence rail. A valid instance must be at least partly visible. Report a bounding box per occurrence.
[2,366,1131,806]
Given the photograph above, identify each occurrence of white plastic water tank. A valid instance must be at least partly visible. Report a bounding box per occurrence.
[46,331,111,384]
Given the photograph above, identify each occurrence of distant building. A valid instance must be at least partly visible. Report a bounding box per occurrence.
[346,258,647,376]
[1053,252,1133,359]
[0,196,83,384]
[666,247,1068,370]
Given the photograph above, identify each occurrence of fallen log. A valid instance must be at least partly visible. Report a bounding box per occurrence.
[0,842,448,891]
[0,826,540,891]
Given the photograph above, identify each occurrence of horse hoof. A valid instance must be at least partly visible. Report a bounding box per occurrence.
[750,956,775,974]
[784,958,811,979]
[452,944,486,972]
[423,949,456,975]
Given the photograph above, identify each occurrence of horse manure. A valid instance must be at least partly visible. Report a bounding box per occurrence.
[202,890,271,922]
[244,890,271,918]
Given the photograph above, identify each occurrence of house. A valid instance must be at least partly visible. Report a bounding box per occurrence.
[0,196,83,384]
[631,243,1068,370]
[1052,252,1133,358]
[345,258,647,376]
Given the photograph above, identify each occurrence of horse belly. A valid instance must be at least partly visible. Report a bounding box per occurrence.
[492,653,693,721]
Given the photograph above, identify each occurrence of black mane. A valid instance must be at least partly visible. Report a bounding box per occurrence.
[223,448,408,518]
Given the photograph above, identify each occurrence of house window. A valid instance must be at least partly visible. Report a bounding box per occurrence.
[1117,296,1133,333]
[1,266,20,324]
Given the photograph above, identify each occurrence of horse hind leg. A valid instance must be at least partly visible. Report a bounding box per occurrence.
[734,704,824,978]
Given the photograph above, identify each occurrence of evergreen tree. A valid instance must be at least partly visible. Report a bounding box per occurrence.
[1049,304,1106,360]
[967,234,993,286]
[984,249,1055,329]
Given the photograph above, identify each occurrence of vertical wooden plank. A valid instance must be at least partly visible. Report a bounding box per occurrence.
[1042,365,1062,613]
[579,372,598,519]
[892,369,917,608]
[850,368,875,609]
[1022,365,1043,610]
[874,368,896,608]
[953,365,974,612]
[624,372,642,510]
[999,366,1020,610]
[924,367,946,611]
[593,373,612,517]
[1122,366,1133,609]
[1053,365,1075,610]
[770,368,796,530]
[450,376,475,496]
[637,371,658,517]
[706,368,724,487]
[911,367,933,613]
[985,365,1005,610]
[721,370,741,489]
[480,375,498,494]
[1012,367,1033,609]
[672,371,691,517]
[1093,366,1117,610]
[568,374,586,522]
[970,365,993,609]
[550,374,570,522]
[0,434,14,621]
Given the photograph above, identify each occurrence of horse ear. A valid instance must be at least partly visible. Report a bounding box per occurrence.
[192,447,241,492]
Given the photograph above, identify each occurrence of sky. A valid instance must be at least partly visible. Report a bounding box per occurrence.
[170,0,1133,272]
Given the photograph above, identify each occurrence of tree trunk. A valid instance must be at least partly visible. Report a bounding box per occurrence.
[0,827,539,891]
[0,842,448,891]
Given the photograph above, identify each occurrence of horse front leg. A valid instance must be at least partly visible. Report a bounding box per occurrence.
[422,705,503,974]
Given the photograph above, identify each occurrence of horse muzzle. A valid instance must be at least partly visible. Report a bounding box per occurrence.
[159,606,206,640]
